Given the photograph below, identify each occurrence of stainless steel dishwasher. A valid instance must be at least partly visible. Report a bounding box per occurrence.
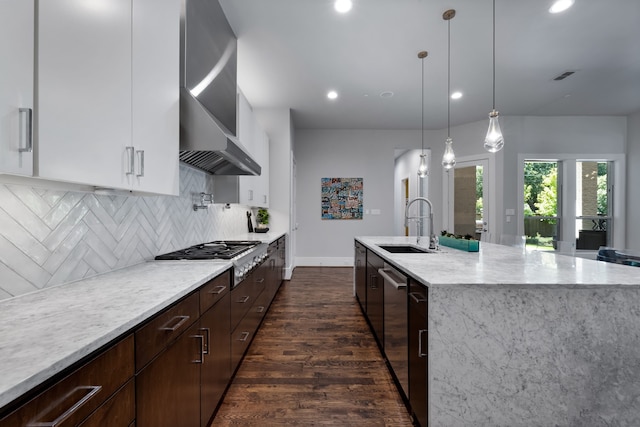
[379,263,409,399]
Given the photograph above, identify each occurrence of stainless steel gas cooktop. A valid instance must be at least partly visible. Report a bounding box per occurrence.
[154,240,260,260]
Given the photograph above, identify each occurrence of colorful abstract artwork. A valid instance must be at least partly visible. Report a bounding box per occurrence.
[321,177,363,220]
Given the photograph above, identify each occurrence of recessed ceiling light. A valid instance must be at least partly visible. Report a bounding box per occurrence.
[334,0,352,14]
[549,0,574,14]
[327,90,338,100]
[451,91,463,100]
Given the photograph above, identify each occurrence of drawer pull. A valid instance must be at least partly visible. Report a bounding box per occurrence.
[28,385,102,427]
[159,315,190,332]
[238,332,250,342]
[409,292,427,303]
[255,278,265,284]
[208,285,226,295]
[257,306,265,313]
[237,296,250,304]
[199,327,210,355]
[418,329,428,358]
[191,334,205,363]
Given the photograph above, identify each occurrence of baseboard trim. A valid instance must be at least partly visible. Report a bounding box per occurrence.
[295,257,354,267]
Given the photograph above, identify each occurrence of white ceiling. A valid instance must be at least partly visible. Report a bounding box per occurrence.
[219,0,640,130]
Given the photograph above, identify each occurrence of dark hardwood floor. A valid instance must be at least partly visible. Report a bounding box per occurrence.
[212,267,414,426]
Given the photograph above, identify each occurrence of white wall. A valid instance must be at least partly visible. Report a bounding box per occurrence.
[295,129,441,265]
[294,115,632,264]
[627,111,640,251]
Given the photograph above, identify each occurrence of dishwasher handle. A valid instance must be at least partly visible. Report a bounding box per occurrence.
[378,268,406,289]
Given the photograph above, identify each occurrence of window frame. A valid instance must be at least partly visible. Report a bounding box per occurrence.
[517,154,626,254]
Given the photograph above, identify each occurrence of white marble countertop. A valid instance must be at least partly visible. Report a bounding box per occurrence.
[357,236,640,288]
[0,231,286,411]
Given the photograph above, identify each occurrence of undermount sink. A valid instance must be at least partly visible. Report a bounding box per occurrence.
[378,245,435,254]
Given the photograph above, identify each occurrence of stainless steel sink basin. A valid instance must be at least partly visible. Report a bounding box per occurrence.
[378,245,434,254]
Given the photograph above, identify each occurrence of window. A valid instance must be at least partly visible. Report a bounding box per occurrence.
[524,161,560,251]
[522,159,617,253]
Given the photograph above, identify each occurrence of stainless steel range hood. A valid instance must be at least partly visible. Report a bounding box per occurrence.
[179,0,260,176]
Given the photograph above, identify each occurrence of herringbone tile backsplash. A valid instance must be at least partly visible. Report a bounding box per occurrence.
[0,165,248,301]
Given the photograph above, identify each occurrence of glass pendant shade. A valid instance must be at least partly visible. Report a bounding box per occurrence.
[441,137,456,169]
[417,153,428,178]
[484,110,504,153]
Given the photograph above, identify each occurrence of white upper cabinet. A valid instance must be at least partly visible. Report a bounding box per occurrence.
[0,0,34,176]
[131,0,180,195]
[37,0,133,189]
[36,0,179,195]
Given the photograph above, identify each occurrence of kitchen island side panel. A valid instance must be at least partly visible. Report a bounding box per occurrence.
[429,285,640,426]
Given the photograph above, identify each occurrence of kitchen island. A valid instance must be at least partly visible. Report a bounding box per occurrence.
[356,236,640,427]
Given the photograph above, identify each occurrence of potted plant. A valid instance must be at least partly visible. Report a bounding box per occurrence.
[255,208,270,233]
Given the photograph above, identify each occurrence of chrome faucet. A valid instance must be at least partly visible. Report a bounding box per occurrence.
[405,197,437,249]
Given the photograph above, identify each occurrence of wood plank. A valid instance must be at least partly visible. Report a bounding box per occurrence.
[212,267,413,426]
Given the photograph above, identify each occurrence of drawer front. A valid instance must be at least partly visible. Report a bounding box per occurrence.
[135,292,199,371]
[0,335,134,427]
[230,272,265,330]
[199,269,231,313]
[230,310,258,372]
[79,379,135,427]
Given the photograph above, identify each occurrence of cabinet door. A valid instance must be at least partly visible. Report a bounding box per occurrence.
[252,124,269,207]
[136,322,202,427]
[366,251,384,345]
[355,242,366,312]
[131,0,180,195]
[199,293,231,427]
[408,279,428,427]
[38,0,132,189]
[0,0,34,176]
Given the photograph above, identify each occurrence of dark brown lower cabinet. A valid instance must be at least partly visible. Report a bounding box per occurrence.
[408,279,428,427]
[135,322,202,427]
[355,241,367,312]
[0,335,134,427]
[199,292,231,427]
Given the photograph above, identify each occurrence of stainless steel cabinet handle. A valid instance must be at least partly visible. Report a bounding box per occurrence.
[409,292,427,303]
[255,278,265,283]
[136,150,144,177]
[125,146,135,175]
[18,108,33,153]
[191,334,205,363]
[238,295,250,303]
[257,306,265,313]
[238,332,250,342]
[208,285,226,295]
[199,327,210,355]
[159,315,190,332]
[28,385,102,427]
[418,329,428,358]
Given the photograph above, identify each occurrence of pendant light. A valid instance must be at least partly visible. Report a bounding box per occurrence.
[417,50,429,178]
[441,9,456,170]
[484,0,504,153]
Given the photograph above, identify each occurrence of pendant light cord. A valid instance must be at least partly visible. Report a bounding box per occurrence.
[492,0,496,110]
[447,18,451,138]
[421,56,425,154]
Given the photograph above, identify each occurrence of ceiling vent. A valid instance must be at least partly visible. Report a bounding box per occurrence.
[553,71,576,81]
